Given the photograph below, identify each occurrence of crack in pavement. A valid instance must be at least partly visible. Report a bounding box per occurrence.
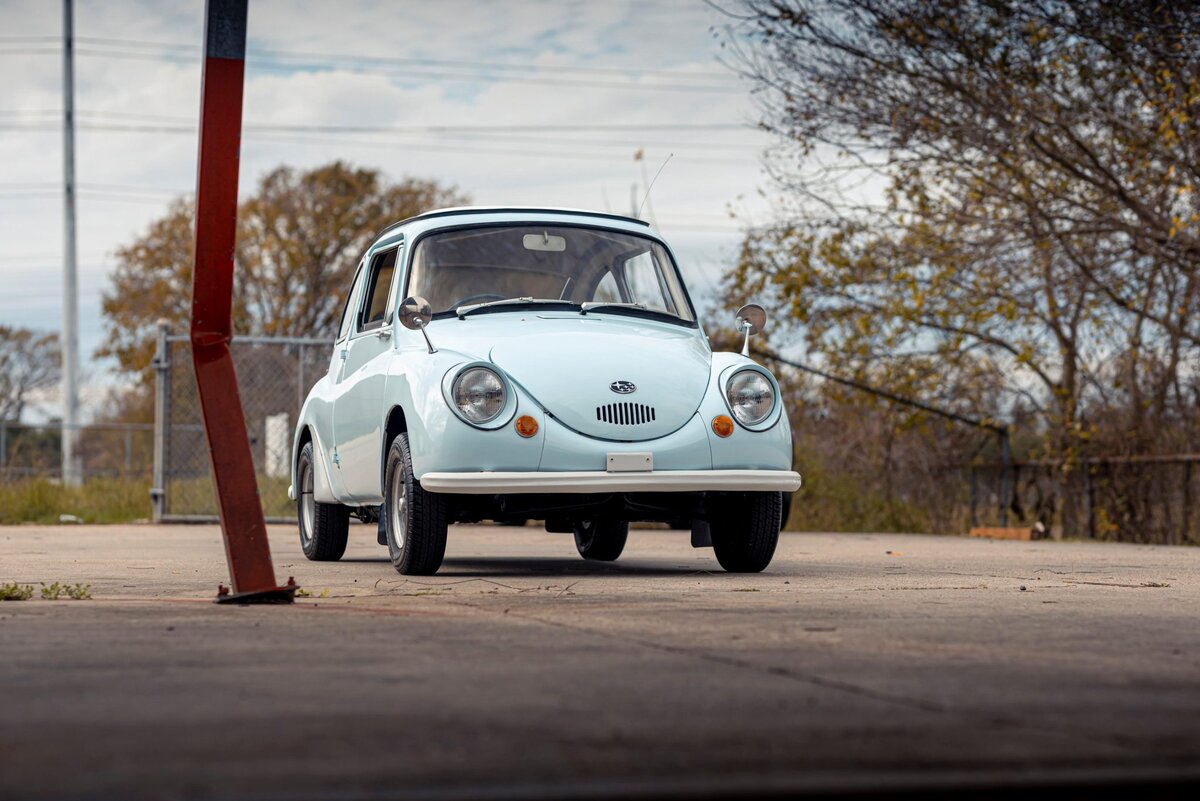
[443,598,1149,757]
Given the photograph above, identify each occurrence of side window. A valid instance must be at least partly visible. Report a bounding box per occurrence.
[592,272,621,303]
[337,263,367,342]
[621,251,676,313]
[357,248,398,332]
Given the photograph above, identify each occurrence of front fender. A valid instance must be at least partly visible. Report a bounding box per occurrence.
[698,352,793,471]
[385,347,546,484]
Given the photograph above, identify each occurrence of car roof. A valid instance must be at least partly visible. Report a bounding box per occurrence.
[372,206,654,247]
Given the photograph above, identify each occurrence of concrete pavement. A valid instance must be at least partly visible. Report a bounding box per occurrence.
[1,523,1198,799]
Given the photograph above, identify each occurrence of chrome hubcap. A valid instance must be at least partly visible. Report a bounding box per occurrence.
[299,459,315,544]
[390,463,408,550]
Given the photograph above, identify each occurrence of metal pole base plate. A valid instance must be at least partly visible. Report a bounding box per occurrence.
[214,577,298,605]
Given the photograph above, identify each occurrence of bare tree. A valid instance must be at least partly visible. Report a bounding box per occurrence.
[0,325,60,423]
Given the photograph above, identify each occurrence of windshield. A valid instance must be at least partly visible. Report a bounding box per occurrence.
[406,224,695,322]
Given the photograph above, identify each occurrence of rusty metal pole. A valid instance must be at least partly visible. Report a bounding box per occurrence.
[192,0,295,604]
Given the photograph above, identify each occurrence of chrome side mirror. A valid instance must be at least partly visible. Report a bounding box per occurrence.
[398,296,437,354]
[735,303,767,356]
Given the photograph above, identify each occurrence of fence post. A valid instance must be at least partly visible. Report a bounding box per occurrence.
[1182,460,1192,546]
[968,465,977,527]
[999,428,1010,527]
[1085,462,1095,540]
[297,342,305,414]
[124,428,132,479]
[151,321,170,521]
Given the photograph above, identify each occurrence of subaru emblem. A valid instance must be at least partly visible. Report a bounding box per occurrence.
[609,380,636,394]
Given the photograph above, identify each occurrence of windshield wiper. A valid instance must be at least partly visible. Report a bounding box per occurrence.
[579,301,686,324]
[455,297,582,318]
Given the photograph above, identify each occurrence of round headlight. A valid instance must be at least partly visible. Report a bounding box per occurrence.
[452,367,506,423]
[725,371,774,425]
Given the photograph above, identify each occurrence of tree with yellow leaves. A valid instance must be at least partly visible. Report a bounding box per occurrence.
[725,1,1200,537]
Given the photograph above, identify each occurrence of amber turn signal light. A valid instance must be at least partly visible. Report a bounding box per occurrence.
[711,415,735,438]
[515,415,538,438]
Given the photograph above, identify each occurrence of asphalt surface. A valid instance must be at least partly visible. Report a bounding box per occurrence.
[1,523,1198,800]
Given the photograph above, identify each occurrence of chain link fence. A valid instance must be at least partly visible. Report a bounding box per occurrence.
[0,420,154,482]
[151,324,331,522]
[968,456,1200,545]
[142,321,1200,541]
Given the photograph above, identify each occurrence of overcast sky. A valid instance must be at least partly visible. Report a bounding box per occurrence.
[0,0,777,420]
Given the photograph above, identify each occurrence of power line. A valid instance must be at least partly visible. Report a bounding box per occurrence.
[0,111,757,134]
[0,120,761,151]
[1,42,745,94]
[0,123,762,165]
[75,35,736,82]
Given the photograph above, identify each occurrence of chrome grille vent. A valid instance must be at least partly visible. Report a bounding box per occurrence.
[597,402,656,426]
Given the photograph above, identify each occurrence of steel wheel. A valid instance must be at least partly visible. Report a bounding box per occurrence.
[389,457,408,550]
[384,433,448,575]
[295,440,349,561]
[299,458,315,547]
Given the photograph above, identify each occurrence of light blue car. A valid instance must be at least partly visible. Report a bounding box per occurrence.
[290,207,801,575]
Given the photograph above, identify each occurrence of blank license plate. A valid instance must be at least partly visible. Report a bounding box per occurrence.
[607,452,653,473]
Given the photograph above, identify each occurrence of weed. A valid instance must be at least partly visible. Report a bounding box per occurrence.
[40,582,92,600]
[1,582,34,601]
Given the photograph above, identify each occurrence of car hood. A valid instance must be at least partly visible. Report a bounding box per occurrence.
[460,314,711,441]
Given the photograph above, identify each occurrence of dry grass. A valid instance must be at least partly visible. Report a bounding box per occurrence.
[0,478,151,525]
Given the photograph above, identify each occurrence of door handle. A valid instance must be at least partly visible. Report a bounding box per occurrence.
[376,326,392,339]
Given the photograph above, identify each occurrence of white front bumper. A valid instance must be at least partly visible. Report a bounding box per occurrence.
[418,469,802,495]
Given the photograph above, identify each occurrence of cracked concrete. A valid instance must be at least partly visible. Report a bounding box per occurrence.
[0,524,1198,799]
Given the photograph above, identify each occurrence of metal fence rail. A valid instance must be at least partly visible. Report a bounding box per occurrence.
[151,324,331,522]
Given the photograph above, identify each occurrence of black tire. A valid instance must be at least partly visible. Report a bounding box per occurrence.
[296,441,350,561]
[573,519,628,561]
[383,433,448,575]
[779,491,798,530]
[709,491,782,572]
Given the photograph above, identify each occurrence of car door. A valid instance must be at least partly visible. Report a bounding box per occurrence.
[320,260,368,500]
[331,243,402,502]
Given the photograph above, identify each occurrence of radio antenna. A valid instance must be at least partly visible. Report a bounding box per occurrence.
[637,152,674,221]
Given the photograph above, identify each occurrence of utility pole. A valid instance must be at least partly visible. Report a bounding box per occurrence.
[61,0,80,485]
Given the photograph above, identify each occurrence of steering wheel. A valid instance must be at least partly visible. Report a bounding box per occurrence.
[452,293,508,308]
